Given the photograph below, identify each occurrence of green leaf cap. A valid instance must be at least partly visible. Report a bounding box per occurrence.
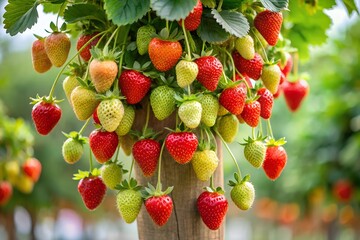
[203,186,225,195]
[115,178,142,191]
[265,137,287,147]
[142,182,174,199]
[90,47,121,61]
[228,173,250,187]
[73,168,101,180]
[240,134,266,146]
[30,94,63,105]
[62,131,88,145]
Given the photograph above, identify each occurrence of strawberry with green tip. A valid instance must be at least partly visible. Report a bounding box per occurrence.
[195,56,223,91]
[199,94,219,127]
[263,138,287,180]
[115,104,135,136]
[22,158,42,182]
[257,88,274,119]
[71,86,100,121]
[178,99,202,129]
[261,63,281,94]
[165,131,198,164]
[229,173,255,210]
[74,169,106,211]
[192,148,219,181]
[282,79,309,112]
[144,183,174,227]
[176,59,199,88]
[101,162,123,190]
[89,129,119,164]
[254,10,283,46]
[178,0,203,31]
[0,181,12,206]
[98,98,124,132]
[116,178,143,223]
[235,35,255,60]
[278,52,292,77]
[150,86,176,121]
[233,51,263,80]
[240,100,261,127]
[132,138,160,177]
[62,131,86,164]
[119,69,152,104]
[242,136,266,168]
[216,114,239,143]
[219,83,247,115]
[32,38,52,73]
[197,187,228,230]
[136,25,156,55]
[45,27,71,67]
[77,33,100,62]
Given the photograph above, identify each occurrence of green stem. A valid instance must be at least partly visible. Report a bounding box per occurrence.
[115,27,130,91]
[217,0,224,11]
[267,119,274,138]
[252,127,255,139]
[148,11,152,23]
[78,118,90,135]
[156,140,166,191]
[204,127,211,146]
[210,175,214,189]
[207,128,218,152]
[214,130,242,178]
[182,20,192,59]
[293,52,299,77]
[187,85,191,95]
[114,144,121,162]
[201,41,206,54]
[224,50,236,81]
[166,20,169,32]
[252,29,269,62]
[259,119,263,137]
[235,68,251,92]
[104,26,121,50]
[142,103,150,136]
[128,158,135,181]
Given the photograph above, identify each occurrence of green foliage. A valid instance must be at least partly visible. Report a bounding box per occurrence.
[64,3,108,26]
[342,0,360,14]
[260,0,289,12]
[150,0,197,21]
[211,9,249,38]
[197,9,230,43]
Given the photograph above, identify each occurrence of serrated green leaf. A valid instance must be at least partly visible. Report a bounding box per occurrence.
[222,0,245,10]
[104,0,150,26]
[342,0,359,15]
[260,0,289,12]
[3,0,39,36]
[150,0,197,21]
[64,4,107,25]
[211,9,249,38]
[197,10,229,43]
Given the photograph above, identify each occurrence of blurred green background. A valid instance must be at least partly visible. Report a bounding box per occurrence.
[1,1,360,240]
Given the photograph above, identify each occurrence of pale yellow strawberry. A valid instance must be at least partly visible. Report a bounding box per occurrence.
[261,64,281,94]
[98,99,124,132]
[176,60,199,88]
[115,105,135,136]
[191,149,219,181]
[63,75,78,105]
[235,35,255,60]
[216,114,238,143]
[71,86,100,121]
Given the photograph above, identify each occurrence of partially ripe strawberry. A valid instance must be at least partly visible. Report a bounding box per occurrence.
[233,51,263,80]
[63,75,78,106]
[278,52,292,77]
[195,56,223,91]
[32,38,52,73]
[254,10,283,46]
[219,84,247,115]
[45,32,71,67]
[263,139,287,180]
[257,88,274,119]
[119,134,136,156]
[22,158,42,182]
[165,131,198,164]
[197,188,228,230]
[282,79,309,112]
[119,70,152,104]
[15,175,34,194]
[89,59,118,93]
[240,100,261,127]
[216,114,238,143]
[0,181,13,206]
[89,129,119,164]
[191,149,219,181]
[132,139,160,177]
[71,86,100,121]
[332,179,353,202]
[148,38,182,72]
[178,0,203,31]
[92,105,100,124]
[31,100,61,135]
[97,98,124,132]
[76,33,100,62]
[229,174,255,211]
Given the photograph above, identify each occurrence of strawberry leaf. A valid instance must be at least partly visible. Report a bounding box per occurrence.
[211,9,249,38]
[3,0,39,36]
[260,0,289,12]
[151,0,197,21]
[104,0,150,26]
[64,4,107,26]
[197,9,229,43]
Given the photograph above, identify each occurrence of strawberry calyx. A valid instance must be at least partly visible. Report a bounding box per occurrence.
[30,94,63,105]
[174,93,201,106]
[240,134,266,146]
[156,27,184,42]
[62,131,88,145]
[130,128,162,141]
[203,186,225,195]
[265,137,287,147]
[142,182,173,199]
[95,90,125,101]
[73,168,100,180]
[90,46,121,61]
[228,173,250,187]
[115,178,142,192]
[47,21,69,34]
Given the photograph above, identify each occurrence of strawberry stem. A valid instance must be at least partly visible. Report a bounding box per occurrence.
[252,29,269,63]
[148,11,152,23]
[182,20,192,59]
[156,140,166,191]
[252,127,255,139]
[259,119,263,137]
[266,119,274,139]
[293,52,299,77]
[210,175,214,189]
[78,118,90,135]
[224,50,236,81]
[115,26,130,91]
[142,103,150,136]
[104,25,121,51]
[217,0,224,11]
[235,69,251,92]
[128,158,135,182]
[214,130,242,178]
[113,144,121,162]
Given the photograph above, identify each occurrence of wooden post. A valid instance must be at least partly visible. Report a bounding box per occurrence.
[133,101,225,240]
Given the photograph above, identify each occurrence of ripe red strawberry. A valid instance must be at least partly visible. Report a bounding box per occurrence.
[278,52,292,77]
[92,105,100,124]
[332,179,353,202]
[89,129,119,164]
[195,56,223,91]
[165,132,198,164]
[76,33,100,62]
[0,181,12,206]
[263,140,287,180]
[233,51,263,80]
[132,139,160,177]
[240,100,261,127]
[197,188,228,230]
[32,38,52,73]
[45,32,71,67]
[282,79,309,112]
[145,194,173,226]
[22,158,42,182]
[77,174,106,211]
[119,70,152,104]
[31,100,62,135]
[257,88,274,119]
[178,0,203,31]
[219,84,247,115]
[254,10,283,46]
[148,38,182,72]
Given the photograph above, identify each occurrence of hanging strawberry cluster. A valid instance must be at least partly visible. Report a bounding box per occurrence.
[22,0,310,230]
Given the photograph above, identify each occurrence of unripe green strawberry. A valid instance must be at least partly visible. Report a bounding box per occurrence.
[217,105,229,116]
[63,75,78,105]
[62,138,83,164]
[176,60,199,88]
[115,105,135,136]
[136,25,156,55]
[229,174,255,211]
[216,114,238,143]
[199,94,219,127]
[192,149,219,181]
[101,162,123,190]
[45,32,71,67]
[119,134,135,156]
[117,189,143,223]
[71,86,100,121]
[150,86,176,121]
[15,174,34,194]
[243,137,266,168]
[261,64,281,94]
[178,100,202,129]
[98,99,124,132]
[235,35,255,60]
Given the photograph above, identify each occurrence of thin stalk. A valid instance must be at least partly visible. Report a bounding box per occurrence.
[142,103,150,136]
[78,118,90,135]
[217,0,224,11]
[210,175,214,189]
[148,11,152,23]
[113,144,121,162]
[187,84,191,95]
[259,119,263,136]
[156,140,166,191]
[235,68,251,92]
[214,130,242,178]
[104,25,121,50]
[252,29,269,62]
[224,50,236,81]
[182,20,192,58]
[128,158,135,181]
[267,119,274,138]
[201,41,206,54]
[252,127,255,139]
